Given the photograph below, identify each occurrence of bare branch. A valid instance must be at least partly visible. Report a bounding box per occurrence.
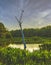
[20,10,24,22]
[15,16,19,23]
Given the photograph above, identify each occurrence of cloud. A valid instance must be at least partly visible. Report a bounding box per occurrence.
[39,10,51,18]
[0,0,51,30]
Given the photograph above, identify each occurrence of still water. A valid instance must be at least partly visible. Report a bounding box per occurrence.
[9,44,41,52]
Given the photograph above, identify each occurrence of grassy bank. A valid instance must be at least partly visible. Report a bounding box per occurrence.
[0,47,51,65]
[0,36,51,45]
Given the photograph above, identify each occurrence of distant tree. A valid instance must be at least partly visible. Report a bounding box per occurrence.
[0,22,13,47]
[0,23,6,38]
[10,26,51,37]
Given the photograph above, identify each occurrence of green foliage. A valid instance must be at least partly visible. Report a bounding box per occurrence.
[0,36,51,45]
[0,23,51,45]
[10,26,51,37]
[39,44,51,51]
[9,36,51,44]
[0,23,14,47]
[10,25,51,44]
[0,23,6,38]
[0,47,51,65]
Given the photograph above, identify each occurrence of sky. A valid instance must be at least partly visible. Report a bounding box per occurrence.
[0,0,51,30]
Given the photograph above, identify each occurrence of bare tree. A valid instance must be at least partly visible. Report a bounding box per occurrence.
[15,10,26,49]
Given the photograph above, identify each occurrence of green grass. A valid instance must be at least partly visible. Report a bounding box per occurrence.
[0,36,51,65]
[0,47,51,65]
[10,36,51,44]
[0,36,51,45]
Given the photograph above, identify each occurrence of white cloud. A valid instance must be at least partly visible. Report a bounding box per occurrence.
[39,10,51,18]
[24,9,51,28]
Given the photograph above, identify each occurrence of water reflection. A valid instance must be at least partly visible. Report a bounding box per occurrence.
[9,44,41,52]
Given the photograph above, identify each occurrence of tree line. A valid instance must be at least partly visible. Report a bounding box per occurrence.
[10,26,51,37]
[0,22,51,38]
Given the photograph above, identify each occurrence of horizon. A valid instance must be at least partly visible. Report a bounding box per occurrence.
[0,22,51,31]
[0,0,51,30]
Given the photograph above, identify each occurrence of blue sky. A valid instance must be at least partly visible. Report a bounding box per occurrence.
[0,0,51,30]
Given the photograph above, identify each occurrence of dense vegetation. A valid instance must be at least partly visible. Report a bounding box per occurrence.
[0,47,51,65]
[11,37,51,44]
[39,44,51,51]
[0,23,13,46]
[0,23,51,65]
[10,25,51,44]
[11,26,51,37]
[0,23,51,45]
[0,22,51,38]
